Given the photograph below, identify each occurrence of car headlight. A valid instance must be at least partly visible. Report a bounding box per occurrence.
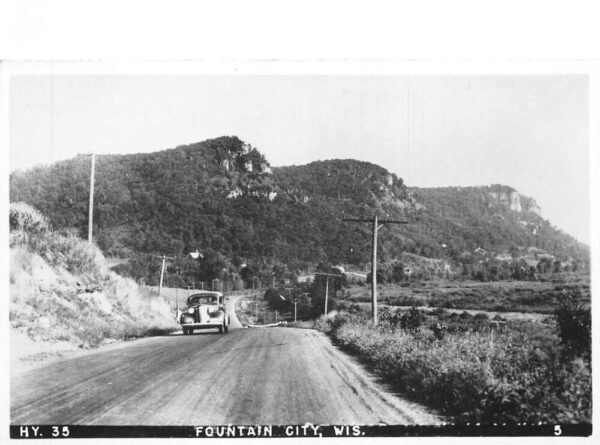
[187,308,194,314]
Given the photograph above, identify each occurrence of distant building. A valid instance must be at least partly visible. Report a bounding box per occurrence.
[536,253,555,260]
[296,275,313,284]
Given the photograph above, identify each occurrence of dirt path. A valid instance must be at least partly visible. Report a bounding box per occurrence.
[11,325,440,425]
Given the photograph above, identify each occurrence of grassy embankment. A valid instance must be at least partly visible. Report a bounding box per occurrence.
[9,203,178,362]
[310,302,591,424]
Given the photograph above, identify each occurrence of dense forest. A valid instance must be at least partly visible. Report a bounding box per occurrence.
[10,136,589,288]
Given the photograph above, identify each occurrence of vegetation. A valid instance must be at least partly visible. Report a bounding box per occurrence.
[9,136,589,289]
[314,301,591,424]
[340,279,590,314]
[9,203,177,349]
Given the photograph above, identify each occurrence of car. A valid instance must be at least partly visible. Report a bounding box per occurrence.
[179,291,230,335]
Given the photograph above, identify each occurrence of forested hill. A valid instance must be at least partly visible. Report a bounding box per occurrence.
[9,136,589,286]
[407,185,588,262]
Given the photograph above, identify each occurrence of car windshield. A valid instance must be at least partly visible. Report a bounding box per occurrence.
[188,294,220,306]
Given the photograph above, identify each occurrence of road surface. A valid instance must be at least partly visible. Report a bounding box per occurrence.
[11,297,440,425]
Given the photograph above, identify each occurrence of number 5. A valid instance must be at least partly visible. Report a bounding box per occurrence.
[554,425,562,436]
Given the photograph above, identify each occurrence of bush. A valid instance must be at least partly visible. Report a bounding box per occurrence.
[9,202,50,237]
[400,307,424,330]
[316,310,591,423]
[430,322,447,340]
[554,295,591,360]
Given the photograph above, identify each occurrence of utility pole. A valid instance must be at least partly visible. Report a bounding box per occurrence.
[87,153,95,243]
[315,272,342,315]
[153,254,175,295]
[291,297,299,322]
[343,215,408,324]
[78,152,116,244]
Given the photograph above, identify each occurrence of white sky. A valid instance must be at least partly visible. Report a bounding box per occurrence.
[9,75,590,244]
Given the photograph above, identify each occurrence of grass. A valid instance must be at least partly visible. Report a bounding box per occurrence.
[313,305,591,424]
[10,202,179,349]
[339,278,590,314]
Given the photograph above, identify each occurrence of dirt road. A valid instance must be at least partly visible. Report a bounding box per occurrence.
[11,298,439,425]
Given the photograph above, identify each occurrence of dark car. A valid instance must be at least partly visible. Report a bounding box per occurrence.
[179,291,230,334]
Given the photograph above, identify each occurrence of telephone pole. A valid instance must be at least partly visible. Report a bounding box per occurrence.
[153,254,175,295]
[291,297,299,322]
[87,153,95,243]
[315,272,342,315]
[78,152,116,244]
[343,215,408,324]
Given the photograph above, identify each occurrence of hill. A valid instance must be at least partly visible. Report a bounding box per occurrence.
[9,136,589,287]
[9,202,177,367]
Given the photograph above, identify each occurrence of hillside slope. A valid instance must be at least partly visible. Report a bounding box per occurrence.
[9,203,177,366]
[9,137,589,286]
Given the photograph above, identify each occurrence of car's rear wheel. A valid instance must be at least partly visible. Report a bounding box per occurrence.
[218,325,223,334]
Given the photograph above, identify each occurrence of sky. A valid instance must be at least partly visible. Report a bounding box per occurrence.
[9,75,590,244]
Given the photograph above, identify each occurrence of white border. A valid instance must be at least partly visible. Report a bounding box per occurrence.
[2,59,599,445]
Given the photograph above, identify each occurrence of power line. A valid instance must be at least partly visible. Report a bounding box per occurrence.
[342,215,408,324]
[314,272,342,315]
[152,254,175,296]
[77,152,118,244]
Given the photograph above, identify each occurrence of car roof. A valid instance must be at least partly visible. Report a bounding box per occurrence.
[187,292,223,304]
[188,291,223,299]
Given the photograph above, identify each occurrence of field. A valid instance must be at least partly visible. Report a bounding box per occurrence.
[338,277,590,314]
[296,274,593,424]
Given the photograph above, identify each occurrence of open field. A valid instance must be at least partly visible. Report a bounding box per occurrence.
[338,276,590,314]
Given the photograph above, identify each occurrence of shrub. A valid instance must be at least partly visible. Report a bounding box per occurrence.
[400,307,424,330]
[430,322,447,340]
[378,308,400,330]
[9,202,50,236]
[554,295,591,360]
[316,310,591,423]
